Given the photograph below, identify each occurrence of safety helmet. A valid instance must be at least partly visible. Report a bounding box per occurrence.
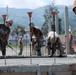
[6,19,13,26]
[69,29,71,32]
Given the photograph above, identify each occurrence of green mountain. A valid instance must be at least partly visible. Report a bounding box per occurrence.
[0,5,76,30]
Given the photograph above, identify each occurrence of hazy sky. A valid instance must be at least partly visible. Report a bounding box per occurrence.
[0,0,74,9]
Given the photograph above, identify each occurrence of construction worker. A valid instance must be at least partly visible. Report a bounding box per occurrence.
[0,19,13,55]
[18,35,23,55]
[46,31,63,57]
[29,22,44,56]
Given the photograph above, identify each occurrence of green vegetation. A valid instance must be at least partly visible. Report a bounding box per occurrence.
[11,25,26,37]
[41,5,62,35]
[0,5,76,34]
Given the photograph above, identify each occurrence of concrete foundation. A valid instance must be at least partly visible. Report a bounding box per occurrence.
[0,64,76,75]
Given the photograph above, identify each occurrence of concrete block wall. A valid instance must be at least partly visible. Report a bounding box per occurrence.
[0,64,76,75]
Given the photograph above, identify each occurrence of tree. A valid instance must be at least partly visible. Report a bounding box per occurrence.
[11,25,26,38]
[41,5,53,36]
[41,5,62,35]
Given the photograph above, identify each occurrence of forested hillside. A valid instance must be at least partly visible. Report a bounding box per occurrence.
[0,5,76,31]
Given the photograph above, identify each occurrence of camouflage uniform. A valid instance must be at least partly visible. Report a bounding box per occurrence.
[46,31,63,57]
[29,22,43,56]
[18,36,23,55]
[34,35,43,56]
[0,24,10,55]
[0,19,13,56]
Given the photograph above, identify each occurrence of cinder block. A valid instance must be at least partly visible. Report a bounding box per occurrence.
[53,71,72,75]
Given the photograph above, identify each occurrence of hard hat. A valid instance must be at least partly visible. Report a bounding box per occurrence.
[69,29,71,32]
[6,19,13,25]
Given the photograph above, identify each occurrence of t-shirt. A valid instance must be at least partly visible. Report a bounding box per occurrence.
[0,24,10,41]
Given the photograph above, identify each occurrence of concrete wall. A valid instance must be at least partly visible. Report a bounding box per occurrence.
[0,64,76,75]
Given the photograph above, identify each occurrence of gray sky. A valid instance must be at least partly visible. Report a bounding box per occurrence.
[0,0,74,9]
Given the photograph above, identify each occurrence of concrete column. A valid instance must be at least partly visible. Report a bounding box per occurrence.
[55,13,59,34]
[37,66,40,75]
[48,18,52,32]
[48,67,52,75]
[64,6,70,54]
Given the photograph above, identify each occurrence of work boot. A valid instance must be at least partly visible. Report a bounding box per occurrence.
[58,54,63,57]
[37,49,41,56]
[49,54,53,57]
[18,52,22,55]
